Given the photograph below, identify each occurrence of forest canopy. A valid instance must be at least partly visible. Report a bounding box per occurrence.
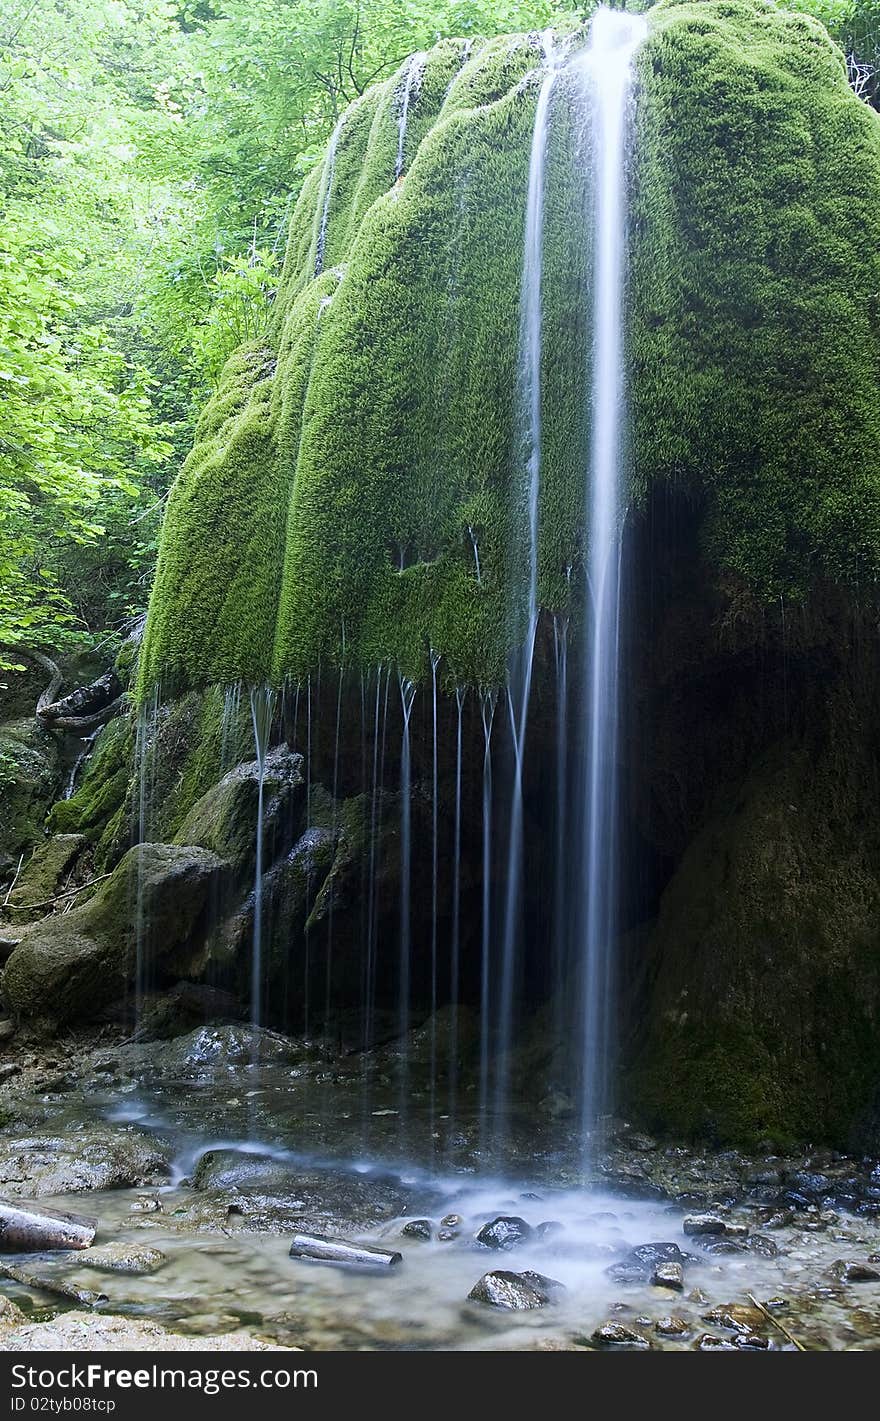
[1,0,878,673]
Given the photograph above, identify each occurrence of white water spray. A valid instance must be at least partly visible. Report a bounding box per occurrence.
[577,8,646,1145]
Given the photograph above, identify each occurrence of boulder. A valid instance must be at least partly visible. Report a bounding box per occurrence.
[5,834,87,916]
[468,1270,564,1310]
[0,718,63,863]
[2,842,226,1023]
[0,1128,169,1196]
[80,1243,166,1275]
[143,1024,305,1079]
[174,747,303,873]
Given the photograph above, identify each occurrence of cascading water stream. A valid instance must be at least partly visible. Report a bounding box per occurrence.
[395,53,427,180]
[447,685,465,1138]
[576,9,646,1149]
[494,31,560,1135]
[398,677,417,1126]
[314,113,345,277]
[249,687,275,1048]
[478,692,496,1136]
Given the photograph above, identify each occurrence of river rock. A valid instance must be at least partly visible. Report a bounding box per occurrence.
[607,1240,688,1284]
[475,1216,533,1250]
[829,1259,880,1283]
[401,1219,433,1240]
[592,1320,650,1348]
[652,1260,684,1290]
[80,1242,166,1275]
[655,1315,689,1336]
[468,1269,564,1310]
[3,843,226,1024]
[694,1333,739,1351]
[0,1128,170,1197]
[683,1214,727,1236]
[702,1303,765,1333]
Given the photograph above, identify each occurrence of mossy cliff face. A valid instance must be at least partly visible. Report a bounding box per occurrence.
[138,1,880,696]
[627,658,880,1150]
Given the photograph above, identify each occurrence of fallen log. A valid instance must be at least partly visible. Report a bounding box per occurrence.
[0,1199,97,1252]
[0,1259,107,1307]
[288,1232,403,1269]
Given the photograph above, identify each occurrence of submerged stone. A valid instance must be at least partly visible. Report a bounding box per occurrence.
[80,1243,166,1275]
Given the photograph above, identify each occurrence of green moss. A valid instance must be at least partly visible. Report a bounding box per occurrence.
[48,715,133,860]
[631,0,880,596]
[139,3,880,696]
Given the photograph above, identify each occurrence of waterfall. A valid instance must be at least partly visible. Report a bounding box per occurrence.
[314,112,345,277]
[576,8,646,1146]
[478,692,496,1135]
[495,32,559,1134]
[398,677,417,1121]
[249,687,274,1043]
[395,53,427,179]
[447,685,465,1135]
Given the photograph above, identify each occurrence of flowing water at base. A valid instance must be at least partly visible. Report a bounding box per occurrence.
[2,1044,878,1352]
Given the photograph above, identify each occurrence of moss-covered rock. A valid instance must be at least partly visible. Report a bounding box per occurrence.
[2,842,226,1024]
[137,1,880,697]
[4,834,86,918]
[173,746,304,873]
[0,719,63,865]
[628,682,880,1148]
[48,715,134,867]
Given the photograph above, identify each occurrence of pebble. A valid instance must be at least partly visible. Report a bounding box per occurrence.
[401,1219,433,1241]
[654,1316,689,1336]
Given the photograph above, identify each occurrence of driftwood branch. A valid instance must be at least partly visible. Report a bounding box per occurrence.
[37,670,123,735]
[2,872,112,914]
[746,1293,806,1351]
[0,1260,107,1308]
[2,855,23,907]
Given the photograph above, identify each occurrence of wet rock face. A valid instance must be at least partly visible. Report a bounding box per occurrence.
[140,1024,306,1079]
[2,842,226,1024]
[628,626,880,1151]
[174,747,304,874]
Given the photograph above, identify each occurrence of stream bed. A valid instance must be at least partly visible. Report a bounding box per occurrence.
[0,1026,878,1351]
